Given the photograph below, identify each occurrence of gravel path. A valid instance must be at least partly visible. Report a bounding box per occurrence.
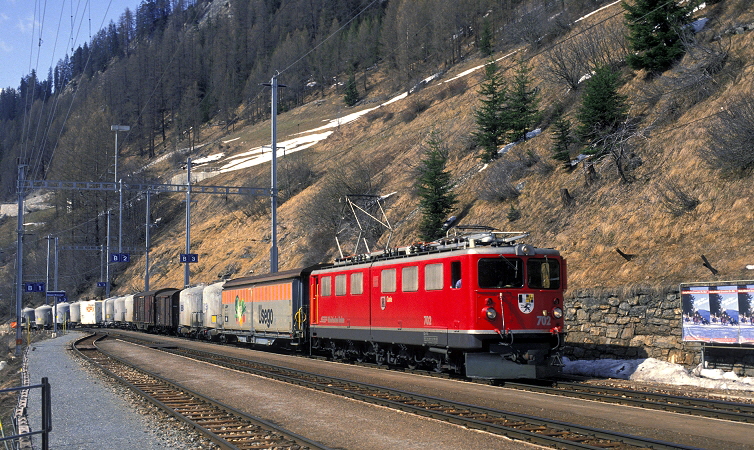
[25,331,215,450]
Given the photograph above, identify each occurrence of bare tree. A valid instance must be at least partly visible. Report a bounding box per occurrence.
[590,117,644,184]
[542,19,629,91]
[655,179,699,216]
[704,97,754,176]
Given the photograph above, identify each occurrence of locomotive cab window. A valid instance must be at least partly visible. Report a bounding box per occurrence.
[320,276,332,296]
[335,274,347,296]
[478,258,523,289]
[527,259,560,289]
[451,261,461,288]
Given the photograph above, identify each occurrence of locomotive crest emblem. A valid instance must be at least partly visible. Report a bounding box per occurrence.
[518,294,534,314]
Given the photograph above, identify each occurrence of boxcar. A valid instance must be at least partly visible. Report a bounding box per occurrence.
[219,268,316,347]
[134,288,180,333]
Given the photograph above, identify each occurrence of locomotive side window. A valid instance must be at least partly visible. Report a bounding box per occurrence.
[350,272,363,295]
[527,259,560,289]
[402,266,418,292]
[381,268,396,293]
[478,258,523,289]
[320,276,332,296]
[335,274,347,296]
[425,263,443,290]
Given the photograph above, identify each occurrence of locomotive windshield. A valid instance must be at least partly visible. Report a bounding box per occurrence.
[478,258,523,288]
[527,258,561,289]
[478,257,561,289]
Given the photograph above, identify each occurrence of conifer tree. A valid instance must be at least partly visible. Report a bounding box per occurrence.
[473,59,508,163]
[343,72,359,107]
[479,20,493,57]
[622,0,695,73]
[506,60,541,142]
[551,115,573,167]
[576,65,628,153]
[416,132,457,242]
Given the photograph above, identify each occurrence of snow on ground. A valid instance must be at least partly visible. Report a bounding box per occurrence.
[219,131,334,172]
[443,50,518,84]
[564,357,754,391]
[191,153,224,165]
[574,0,622,23]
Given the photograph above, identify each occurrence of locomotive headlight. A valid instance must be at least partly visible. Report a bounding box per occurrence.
[484,307,498,320]
[552,307,563,319]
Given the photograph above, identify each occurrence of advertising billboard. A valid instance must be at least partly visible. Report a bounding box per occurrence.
[681,282,754,345]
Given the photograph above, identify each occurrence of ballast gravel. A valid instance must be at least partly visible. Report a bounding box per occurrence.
[25,331,216,449]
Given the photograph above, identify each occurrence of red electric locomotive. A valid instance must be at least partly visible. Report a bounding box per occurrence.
[309,228,566,379]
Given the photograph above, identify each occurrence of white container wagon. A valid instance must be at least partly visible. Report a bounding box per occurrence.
[80,300,103,327]
[179,285,205,337]
[113,296,126,325]
[55,302,71,326]
[69,302,81,327]
[201,281,225,340]
[123,294,135,327]
[22,307,36,329]
[35,305,53,329]
[103,298,116,326]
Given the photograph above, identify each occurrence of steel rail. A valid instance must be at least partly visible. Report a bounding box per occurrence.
[504,381,754,424]
[117,336,699,450]
[72,333,329,450]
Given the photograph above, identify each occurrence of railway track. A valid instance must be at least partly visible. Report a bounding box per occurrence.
[111,332,698,449]
[72,333,330,450]
[503,381,754,424]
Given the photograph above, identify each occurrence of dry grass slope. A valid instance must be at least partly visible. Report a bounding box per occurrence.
[111,0,754,294]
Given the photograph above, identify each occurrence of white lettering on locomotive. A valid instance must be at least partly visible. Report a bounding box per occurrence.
[536,315,551,326]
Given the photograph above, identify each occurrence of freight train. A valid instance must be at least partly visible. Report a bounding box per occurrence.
[73,228,567,379]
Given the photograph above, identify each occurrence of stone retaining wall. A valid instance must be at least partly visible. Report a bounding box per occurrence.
[563,287,754,376]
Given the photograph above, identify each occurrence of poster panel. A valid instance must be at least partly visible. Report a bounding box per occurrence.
[681,282,754,345]
[739,284,754,344]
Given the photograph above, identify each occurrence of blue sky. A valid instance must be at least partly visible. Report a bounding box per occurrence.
[0,0,140,90]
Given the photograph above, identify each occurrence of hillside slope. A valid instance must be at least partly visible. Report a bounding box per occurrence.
[92,1,754,295]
